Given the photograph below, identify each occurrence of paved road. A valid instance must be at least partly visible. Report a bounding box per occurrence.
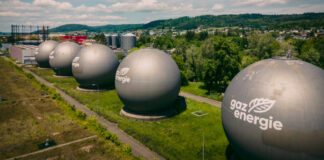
[6,135,97,160]
[179,91,222,108]
[2,57,165,160]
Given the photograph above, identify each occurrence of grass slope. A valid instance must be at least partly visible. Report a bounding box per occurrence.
[0,58,138,160]
[29,67,229,160]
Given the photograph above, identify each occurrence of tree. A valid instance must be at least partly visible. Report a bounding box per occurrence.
[198,31,208,41]
[201,38,214,59]
[299,47,320,65]
[136,35,152,47]
[171,54,188,86]
[185,31,195,41]
[93,33,107,44]
[246,32,279,59]
[154,35,174,50]
[293,39,306,55]
[274,40,291,57]
[203,37,241,92]
[203,59,218,93]
[185,45,204,81]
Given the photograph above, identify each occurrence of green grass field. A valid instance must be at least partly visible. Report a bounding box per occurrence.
[181,82,223,101]
[0,58,138,160]
[29,67,229,160]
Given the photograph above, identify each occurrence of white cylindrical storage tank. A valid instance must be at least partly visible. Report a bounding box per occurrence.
[111,34,119,49]
[106,34,112,47]
[121,33,136,50]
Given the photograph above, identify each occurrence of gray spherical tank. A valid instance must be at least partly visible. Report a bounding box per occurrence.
[115,48,181,114]
[49,41,81,76]
[221,58,324,160]
[72,44,119,88]
[35,40,58,68]
[121,33,136,50]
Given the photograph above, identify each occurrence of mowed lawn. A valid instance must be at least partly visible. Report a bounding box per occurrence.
[29,67,229,160]
[0,58,138,160]
[181,82,224,101]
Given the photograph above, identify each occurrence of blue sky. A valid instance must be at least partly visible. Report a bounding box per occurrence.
[0,0,323,32]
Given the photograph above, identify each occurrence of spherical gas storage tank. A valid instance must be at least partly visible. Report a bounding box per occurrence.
[72,44,119,89]
[49,41,81,76]
[115,48,181,115]
[121,33,136,50]
[221,57,324,160]
[35,40,58,68]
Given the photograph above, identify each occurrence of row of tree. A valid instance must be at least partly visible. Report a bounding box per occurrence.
[137,31,324,93]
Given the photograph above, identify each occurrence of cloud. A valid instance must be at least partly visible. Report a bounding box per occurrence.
[212,4,224,10]
[0,11,22,17]
[233,0,287,6]
[0,0,323,32]
[33,0,73,10]
[108,0,168,13]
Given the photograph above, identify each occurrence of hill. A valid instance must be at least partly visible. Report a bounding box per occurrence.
[50,13,324,33]
[143,13,324,30]
[50,24,143,33]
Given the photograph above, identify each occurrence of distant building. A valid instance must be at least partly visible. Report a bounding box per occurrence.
[9,45,38,64]
[1,43,10,51]
[61,35,87,45]
[149,30,155,36]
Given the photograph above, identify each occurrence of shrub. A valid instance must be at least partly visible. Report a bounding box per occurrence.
[121,144,132,154]
[76,110,87,120]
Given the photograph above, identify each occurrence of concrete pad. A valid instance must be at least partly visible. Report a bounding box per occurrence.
[120,107,177,121]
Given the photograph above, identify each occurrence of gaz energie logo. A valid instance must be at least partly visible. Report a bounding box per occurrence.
[116,68,131,84]
[230,98,283,131]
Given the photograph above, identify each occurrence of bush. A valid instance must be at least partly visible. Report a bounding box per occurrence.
[76,110,87,120]
[121,144,132,154]
[70,105,76,111]
[26,73,35,79]
[117,53,125,60]
[109,134,120,145]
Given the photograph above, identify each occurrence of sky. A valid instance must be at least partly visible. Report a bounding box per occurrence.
[0,0,323,32]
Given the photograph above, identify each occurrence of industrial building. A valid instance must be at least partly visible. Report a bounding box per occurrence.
[9,45,38,64]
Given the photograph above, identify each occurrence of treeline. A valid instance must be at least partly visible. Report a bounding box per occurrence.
[50,24,143,33]
[144,13,324,30]
[136,31,324,94]
[50,13,324,33]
